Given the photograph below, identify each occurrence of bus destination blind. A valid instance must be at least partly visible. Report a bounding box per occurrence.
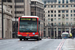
[20,18,37,21]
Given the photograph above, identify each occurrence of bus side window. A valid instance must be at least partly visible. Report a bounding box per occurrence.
[38,21,40,32]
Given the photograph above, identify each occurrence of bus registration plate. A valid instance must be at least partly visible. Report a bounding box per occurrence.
[26,37,30,38]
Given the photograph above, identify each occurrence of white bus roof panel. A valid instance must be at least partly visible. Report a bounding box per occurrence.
[22,16,39,18]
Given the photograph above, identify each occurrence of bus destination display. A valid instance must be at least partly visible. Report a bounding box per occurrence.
[20,18,37,21]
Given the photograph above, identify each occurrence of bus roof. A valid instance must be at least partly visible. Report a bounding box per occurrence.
[62,32,69,34]
[22,16,39,18]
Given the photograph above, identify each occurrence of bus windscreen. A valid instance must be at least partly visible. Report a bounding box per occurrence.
[19,18,37,32]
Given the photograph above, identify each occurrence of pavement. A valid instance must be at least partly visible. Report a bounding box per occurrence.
[62,38,75,50]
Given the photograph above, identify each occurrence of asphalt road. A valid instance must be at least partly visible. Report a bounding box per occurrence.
[0,39,64,50]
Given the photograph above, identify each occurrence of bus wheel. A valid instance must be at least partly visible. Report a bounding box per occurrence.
[39,38,42,40]
[20,39,22,41]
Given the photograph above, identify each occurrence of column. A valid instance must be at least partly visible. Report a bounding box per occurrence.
[25,0,31,16]
[56,27,58,38]
[54,28,55,39]
[0,13,2,39]
[46,27,48,37]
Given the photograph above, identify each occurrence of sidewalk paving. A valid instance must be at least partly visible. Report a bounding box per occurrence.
[62,39,75,50]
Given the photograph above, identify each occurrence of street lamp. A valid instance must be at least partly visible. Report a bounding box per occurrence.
[2,0,3,38]
[15,0,17,38]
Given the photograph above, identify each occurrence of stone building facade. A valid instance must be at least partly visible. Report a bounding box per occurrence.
[2,0,31,38]
[43,0,75,38]
[0,4,12,39]
[31,0,44,20]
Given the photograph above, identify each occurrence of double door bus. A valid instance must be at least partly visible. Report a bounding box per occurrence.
[18,16,43,41]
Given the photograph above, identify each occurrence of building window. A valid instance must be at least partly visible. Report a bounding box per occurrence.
[62,0,64,3]
[44,1,46,4]
[71,18,72,20]
[71,14,72,17]
[66,18,68,21]
[58,5,60,7]
[51,14,53,17]
[54,14,56,17]
[58,18,61,21]
[15,0,24,2]
[48,1,50,3]
[74,5,75,7]
[54,23,56,25]
[71,10,72,13]
[48,15,50,17]
[66,0,68,3]
[66,10,68,13]
[48,11,50,13]
[62,5,64,7]
[54,18,56,21]
[7,0,12,2]
[58,14,61,17]
[58,10,61,13]
[15,11,24,14]
[31,12,34,15]
[51,5,53,8]
[44,5,46,8]
[54,11,56,13]
[48,18,50,21]
[74,14,75,16]
[70,0,72,2]
[58,28,61,31]
[74,18,75,21]
[58,0,61,4]
[51,18,53,21]
[74,10,75,13]
[3,0,6,2]
[31,2,36,4]
[58,23,61,25]
[51,23,53,26]
[51,10,53,13]
[10,6,12,8]
[71,23,72,26]
[66,5,68,7]
[66,14,68,17]
[62,10,65,13]
[66,22,68,25]
[15,6,24,8]
[71,5,72,7]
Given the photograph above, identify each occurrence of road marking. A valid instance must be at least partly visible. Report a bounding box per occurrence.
[56,39,65,50]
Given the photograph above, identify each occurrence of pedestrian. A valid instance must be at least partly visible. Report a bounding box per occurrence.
[69,33,72,38]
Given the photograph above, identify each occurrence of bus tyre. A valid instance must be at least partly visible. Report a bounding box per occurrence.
[20,39,22,41]
[40,38,42,40]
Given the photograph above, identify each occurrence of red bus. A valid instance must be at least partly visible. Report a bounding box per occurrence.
[18,16,43,41]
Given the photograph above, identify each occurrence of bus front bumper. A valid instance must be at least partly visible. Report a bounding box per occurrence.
[18,36,39,39]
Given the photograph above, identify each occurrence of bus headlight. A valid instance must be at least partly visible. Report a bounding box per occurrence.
[18,34,22,36]
[33,33,35,34]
